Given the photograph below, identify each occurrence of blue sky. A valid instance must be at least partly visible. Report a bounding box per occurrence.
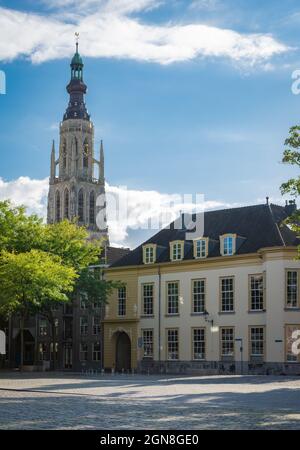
[0,0,300,246]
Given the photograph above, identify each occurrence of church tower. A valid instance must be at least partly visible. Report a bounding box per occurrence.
[47,40,109,242]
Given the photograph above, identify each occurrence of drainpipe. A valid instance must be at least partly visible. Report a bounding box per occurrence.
[158,266,161,364]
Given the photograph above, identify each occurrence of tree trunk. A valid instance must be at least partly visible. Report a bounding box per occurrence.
[34,315,39,366]
[20,316,24,371]
[51,320,56,371]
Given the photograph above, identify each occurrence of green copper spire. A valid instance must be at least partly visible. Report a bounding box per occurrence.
[71,34,83,80]
[71,41,83,66]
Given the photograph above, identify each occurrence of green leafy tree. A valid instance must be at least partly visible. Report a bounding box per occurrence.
[37,220,117,369]
[0,201,44,253]
[281,126,300,239]
[0,250,77,369]
[0,202,120,370]
[41,220,102,270]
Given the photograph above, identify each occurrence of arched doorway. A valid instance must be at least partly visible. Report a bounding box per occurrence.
[115,332,131,372]
[14,330,35,367]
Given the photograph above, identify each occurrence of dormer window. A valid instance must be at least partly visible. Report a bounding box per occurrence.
[194,238,208,259]
[170,241,184,261]
[220,234,236,256]
[143,244,156,264]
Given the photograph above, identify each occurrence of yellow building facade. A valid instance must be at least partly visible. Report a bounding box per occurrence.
[103,204,300,375]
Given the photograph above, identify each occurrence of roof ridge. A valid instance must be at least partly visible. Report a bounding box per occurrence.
[199,203,268,215]
[269,203,285,209]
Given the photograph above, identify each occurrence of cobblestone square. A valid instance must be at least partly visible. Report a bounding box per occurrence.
[0,373,300,430]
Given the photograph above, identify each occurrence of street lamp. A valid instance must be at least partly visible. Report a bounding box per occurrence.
[235,338,243,375]
[204,309,214,327]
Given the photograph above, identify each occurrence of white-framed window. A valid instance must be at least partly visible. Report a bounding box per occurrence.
[39,319,47,336]
[224,236,233,255]
[220,277,234,312]
[142,284,154,316]
[250,327,265,358]
[80,296,87,310]
[118,287,126,317]
[170,241,184,261]
[194,238,208,259]
[143,245,156,264]
[93,342,101,361]
[38,343,47,361]
[193,328,206,360]
[192,279,206,314]
[286,271,298,309]
[167,281,179,315]
[54,318,59,337]
[167,329,179,360]
[220,327,234,357]
[80,316,88,336]
[221,234,236,256]
[50,342,58,361]
[249,275,264,311]
[142,329,153,358]
[93,316,101,335]
[80,342,88,361]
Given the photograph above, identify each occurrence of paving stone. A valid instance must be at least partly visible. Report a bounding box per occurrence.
[0,373,299,430]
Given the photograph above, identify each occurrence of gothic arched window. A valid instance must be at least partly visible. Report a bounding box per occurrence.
[55,191,61,222]
[64,189,69,219]
[73,138,78,172]
[78,189,84,222]
[89,191,95,225]
[62,141,67,171]
[83,140,89,169]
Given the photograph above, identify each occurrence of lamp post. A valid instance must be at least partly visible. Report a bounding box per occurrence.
[204,310,214,327]
[235,338,243,375]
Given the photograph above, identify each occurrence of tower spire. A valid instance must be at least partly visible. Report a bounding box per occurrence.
[50,140,56,181]
[48,35,108,242]
[75,32,79,54]
[63,34,89,121]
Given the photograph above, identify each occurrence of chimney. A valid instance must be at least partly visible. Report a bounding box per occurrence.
[285,200,297,216]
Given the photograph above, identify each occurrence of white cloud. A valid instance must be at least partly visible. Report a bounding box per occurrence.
[0,177,49,217]
[106,184,238,246]
[43,0,161,14]
[0,2,289,66]
[189,0,219,11]
[0,176,238,248]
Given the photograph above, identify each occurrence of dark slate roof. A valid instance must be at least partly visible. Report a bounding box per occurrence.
[106,246,130,266]
[110,203,299,268]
